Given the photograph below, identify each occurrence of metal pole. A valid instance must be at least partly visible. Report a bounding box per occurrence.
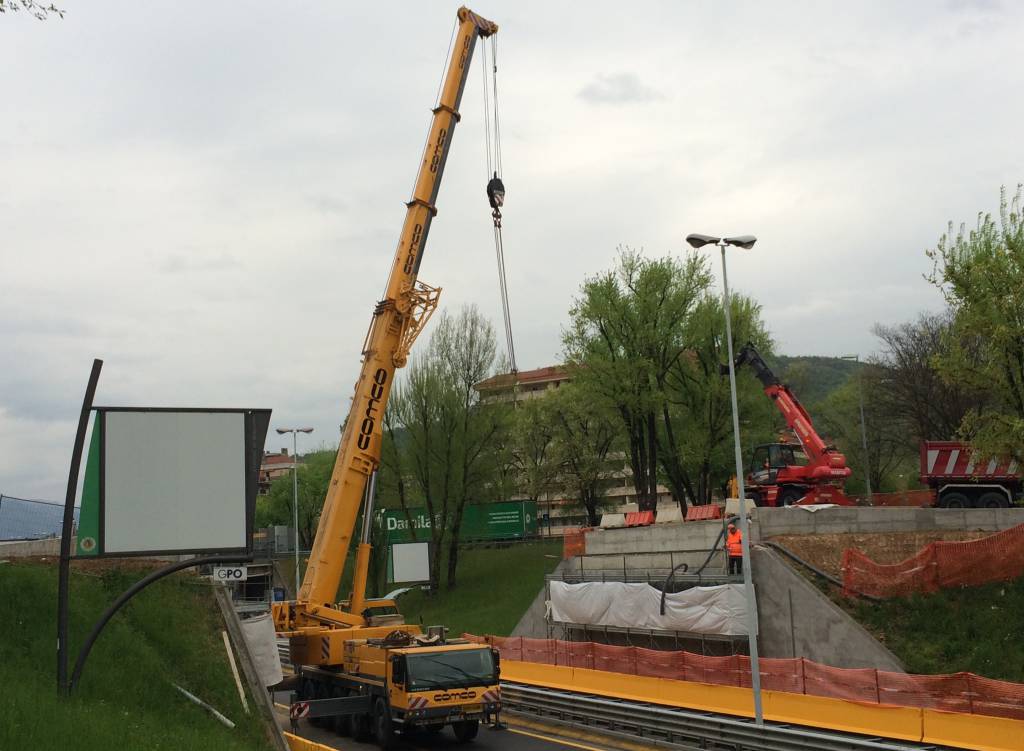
[719,241,763,726]
[58,358,103,697]
[856,365,872,504]
[292,430,300,597]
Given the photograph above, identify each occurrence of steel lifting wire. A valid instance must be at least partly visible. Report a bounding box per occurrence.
[482,36,517,376]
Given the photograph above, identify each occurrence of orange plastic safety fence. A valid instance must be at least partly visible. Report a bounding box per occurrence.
[474,635,1024,720]
[562,528,588,559]
[843,523,1024,598]
[868,489,934,507]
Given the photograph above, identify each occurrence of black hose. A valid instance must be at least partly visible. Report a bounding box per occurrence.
[659,524,729,615]
[762,540,882,603]
[694,524,728,577]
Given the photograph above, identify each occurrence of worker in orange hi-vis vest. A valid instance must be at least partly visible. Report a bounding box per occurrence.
[726,520,744,576]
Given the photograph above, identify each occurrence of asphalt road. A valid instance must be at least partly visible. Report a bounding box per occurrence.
[273,696,626,751]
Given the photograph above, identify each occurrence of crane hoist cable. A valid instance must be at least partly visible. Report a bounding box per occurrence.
[481,35,517,376]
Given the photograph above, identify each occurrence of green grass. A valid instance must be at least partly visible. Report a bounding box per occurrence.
[393,541,562,637]
[0,561,274,751]
[849,577,1024,682]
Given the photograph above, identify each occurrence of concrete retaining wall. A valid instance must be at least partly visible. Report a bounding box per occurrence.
[0,537,62,557]
[751,506,1024,541]
[563,549,726,574]
[585,508,1024,555]
[584,521,724,555]
[751,546,905,671]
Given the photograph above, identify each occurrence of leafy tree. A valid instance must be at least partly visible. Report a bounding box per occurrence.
[545,384,619,526]
[256,450,336,550]
[926,185,1024,461]
[818,368,914,494]
[432,306,505,589]
[667,293,775,504]
[389,305,504,590]
[508,396,560,503]
[564,248,711,511]
[0,1,63,19]
[870,310,988,447]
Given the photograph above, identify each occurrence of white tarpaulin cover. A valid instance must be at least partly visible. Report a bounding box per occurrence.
[549,581,752,636]
[240,612,284,687]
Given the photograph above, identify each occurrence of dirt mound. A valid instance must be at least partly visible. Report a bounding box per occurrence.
[770,530,989,578]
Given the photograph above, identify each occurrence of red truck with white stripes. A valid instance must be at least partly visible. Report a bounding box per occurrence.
[920,441,1021,508]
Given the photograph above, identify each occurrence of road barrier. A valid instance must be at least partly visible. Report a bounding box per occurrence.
[466,634,1024,721]
[283,732,336,751]
[843,523,1024,598]
[499,662,1023,751]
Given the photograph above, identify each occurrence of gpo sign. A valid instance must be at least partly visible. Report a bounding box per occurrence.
[213,565,248,582]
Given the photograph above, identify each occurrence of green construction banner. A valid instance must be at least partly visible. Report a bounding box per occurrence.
[380,501,537,545]
[76,415,101,556]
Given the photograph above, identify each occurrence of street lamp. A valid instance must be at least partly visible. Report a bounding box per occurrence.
[841,355,872,504]
[276,427,314,597]
[684,232,763,726]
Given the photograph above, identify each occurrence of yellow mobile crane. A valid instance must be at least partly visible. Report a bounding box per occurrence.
[271,7,503,747]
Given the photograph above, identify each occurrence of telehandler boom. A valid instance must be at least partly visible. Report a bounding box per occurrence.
[272,8,503,746]
[730,342,854,506]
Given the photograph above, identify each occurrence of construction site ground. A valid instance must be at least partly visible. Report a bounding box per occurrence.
[766,531,1024,682]
[770,530,989,579]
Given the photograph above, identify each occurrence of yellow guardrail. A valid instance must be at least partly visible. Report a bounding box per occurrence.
[500,661,1023,751]
[283,732,338,751]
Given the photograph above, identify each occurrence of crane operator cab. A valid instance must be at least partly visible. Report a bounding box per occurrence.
[747,441,813,506]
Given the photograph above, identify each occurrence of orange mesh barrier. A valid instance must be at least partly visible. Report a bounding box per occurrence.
[686,504,723,521]
[475,635,1024,720]
[843,523,1024,598]
[869,489,934,507]
[804,661,879,703]
[562,527,588,559]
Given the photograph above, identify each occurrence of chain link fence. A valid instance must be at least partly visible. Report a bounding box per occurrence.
[0,494,76,541]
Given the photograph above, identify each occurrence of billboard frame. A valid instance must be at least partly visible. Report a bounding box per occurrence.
[77,406,270,559]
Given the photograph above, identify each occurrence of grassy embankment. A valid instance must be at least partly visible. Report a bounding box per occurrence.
[392,540,563,637]
[0,560,274,751]
[849,577,1024,683]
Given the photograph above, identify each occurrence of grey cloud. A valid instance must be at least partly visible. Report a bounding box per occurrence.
[579,73,662,105]
[159,252,240,274]
[306,193,349,215]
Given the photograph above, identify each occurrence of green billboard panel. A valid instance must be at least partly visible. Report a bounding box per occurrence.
[381,501,537,545]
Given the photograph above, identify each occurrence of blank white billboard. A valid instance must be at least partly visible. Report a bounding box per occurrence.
[103,411,248,554]
[391,541,430,584]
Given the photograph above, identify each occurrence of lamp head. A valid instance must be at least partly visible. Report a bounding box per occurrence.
[275,428,290,435]
[724,235,757,250]
[298,427,314,434]
[685,233,720,249]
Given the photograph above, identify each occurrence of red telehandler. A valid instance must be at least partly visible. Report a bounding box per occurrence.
[729,343,855,506]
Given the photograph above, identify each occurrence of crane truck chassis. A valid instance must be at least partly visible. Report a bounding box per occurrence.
[271,7,504,747]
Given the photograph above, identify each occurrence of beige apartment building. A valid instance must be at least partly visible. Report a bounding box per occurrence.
[474,365,674,533]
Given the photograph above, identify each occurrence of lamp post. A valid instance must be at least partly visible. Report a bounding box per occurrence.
[276,427,314,597]
[841,355,872,504]
[685,232,763,726]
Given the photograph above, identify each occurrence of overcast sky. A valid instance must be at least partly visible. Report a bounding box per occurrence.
[3,1,1023,501]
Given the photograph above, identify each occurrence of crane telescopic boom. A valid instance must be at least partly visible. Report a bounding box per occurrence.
[290,6,498,625]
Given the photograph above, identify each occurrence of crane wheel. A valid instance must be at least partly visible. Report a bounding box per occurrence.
[777,488,804,507]
[452,719,479,743]
[979,491,1010,508]
[353,711,373,743]
[940,492,969,508]
[373,698,395,749]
